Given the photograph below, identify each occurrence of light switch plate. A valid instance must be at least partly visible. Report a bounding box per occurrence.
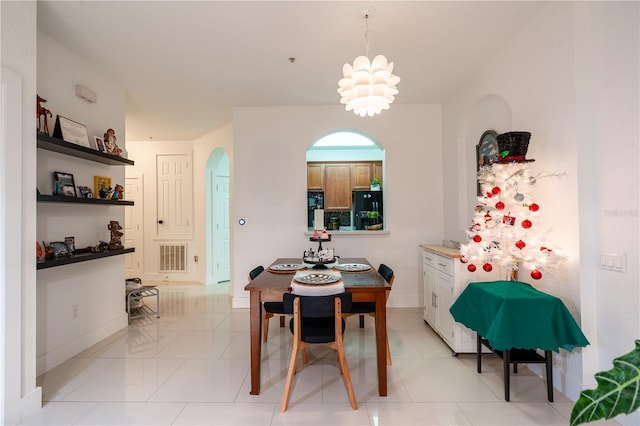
[599,253,627,273]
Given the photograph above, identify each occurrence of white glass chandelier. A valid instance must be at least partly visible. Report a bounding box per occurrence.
[337,7,400,117]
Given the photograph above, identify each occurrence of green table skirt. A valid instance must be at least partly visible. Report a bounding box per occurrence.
[449,280,589,352]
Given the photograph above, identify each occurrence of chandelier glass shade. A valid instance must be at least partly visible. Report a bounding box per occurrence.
[338,55,400,117]
[337,8,400,117]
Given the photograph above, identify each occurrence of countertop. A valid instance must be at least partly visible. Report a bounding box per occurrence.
[419,244,462,258]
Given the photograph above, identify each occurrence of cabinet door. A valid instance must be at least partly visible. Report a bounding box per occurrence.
[351,163,372,190]
[423,265,437,326]
[437,272,456,347]
[324,164,351,210]
[371,161,383,187]
[307,163,324,190]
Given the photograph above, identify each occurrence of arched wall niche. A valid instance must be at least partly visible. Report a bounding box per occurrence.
[457,94,512,234]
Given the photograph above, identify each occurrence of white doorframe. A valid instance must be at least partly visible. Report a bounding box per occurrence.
[1,66,31,424]
[205,149,230,284]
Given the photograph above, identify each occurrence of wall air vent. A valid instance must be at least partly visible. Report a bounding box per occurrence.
[159,243,187,272]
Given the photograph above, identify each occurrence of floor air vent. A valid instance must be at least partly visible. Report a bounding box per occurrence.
[159,244,187,272]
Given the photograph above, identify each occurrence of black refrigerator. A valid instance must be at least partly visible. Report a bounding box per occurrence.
[353,190,383,230]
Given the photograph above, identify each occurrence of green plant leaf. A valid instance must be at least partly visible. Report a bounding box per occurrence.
[570,340,640,426]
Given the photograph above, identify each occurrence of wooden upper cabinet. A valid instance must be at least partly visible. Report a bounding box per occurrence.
[351,163,372,190]
[324,164,352,210]
[307,163,324,190]
[371,161,383,188]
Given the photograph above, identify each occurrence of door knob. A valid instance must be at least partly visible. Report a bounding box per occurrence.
[158,220,164,224]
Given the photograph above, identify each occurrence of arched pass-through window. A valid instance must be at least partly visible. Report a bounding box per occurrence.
[306,131,385,232]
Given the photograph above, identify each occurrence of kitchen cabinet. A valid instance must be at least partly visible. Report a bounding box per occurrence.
[307,161,382,191]
[324,164,351,210]
[37,133,135,269]
[307,163,324,190]
[371,162,383,186]
[421,244,499,354]
[351,163,373,190]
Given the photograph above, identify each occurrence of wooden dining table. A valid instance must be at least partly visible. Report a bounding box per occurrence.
[244,257,391,396]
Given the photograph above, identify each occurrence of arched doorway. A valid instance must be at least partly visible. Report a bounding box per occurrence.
[206,149,230,284]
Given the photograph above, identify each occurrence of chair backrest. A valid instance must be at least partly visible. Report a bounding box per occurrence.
[283,292,352,317]
[249,265,265,281]
[378,263,394,286]
[284,292,352,344]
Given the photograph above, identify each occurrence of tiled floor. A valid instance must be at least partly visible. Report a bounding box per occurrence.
[22,282,619,426]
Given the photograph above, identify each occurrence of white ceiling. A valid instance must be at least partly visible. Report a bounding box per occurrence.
[37,1,547,141]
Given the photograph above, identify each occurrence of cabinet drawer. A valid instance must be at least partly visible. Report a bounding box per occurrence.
[423,251,437,268]
[434,255,453,276]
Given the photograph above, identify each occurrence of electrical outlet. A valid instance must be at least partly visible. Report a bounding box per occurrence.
[72,304,79,319]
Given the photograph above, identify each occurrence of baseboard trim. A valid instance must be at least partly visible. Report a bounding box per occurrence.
[20,386,43,420]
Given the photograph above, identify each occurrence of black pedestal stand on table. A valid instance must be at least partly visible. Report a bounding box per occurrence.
[304,236,334,269]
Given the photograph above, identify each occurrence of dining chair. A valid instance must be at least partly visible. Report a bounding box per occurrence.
[344,263,395,365]
[280,292,357,412]
[248,265,288,342]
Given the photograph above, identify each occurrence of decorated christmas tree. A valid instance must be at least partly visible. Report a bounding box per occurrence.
[460,132,564,280]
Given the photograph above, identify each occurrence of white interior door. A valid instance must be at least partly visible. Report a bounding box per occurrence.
[156,154,192,238]
[124,176,143,278]
[214,175,230,282]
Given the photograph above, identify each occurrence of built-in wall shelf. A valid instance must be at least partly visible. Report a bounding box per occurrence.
[37,194,134,206]
[37,248,135,270]
[37,133,134,166]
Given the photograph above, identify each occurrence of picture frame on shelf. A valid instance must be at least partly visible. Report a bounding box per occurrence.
[52,115,91,148]
[476,130,499,195]
[64,236,76,253]
[77,185,94,198]
[50,241,70,257]
[93,175,112,198]
[94,136,105,152]
[53,171,77,197]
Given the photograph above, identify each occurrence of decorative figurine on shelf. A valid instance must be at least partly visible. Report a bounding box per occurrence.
[99,186,114,199]
[77,186,94,198]
[107,220,124,250]
[37,95,52,135]
[112,184,124,200]
[103,128,122,156]
[88,241,109,253]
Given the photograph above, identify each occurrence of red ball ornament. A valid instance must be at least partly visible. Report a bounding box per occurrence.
[529,203,540,212]
[483,263,493,272]
[531,270,542,280]
[492,186,501,195]
[521,219,532,229]
[486,192,493,198]
[515,240,526,249]
[467,264,477,272]
[473,235,482,243]
[460,256,468,264]
[495,201,505,210]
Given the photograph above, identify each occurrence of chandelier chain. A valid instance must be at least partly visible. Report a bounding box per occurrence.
[364,13,371,58]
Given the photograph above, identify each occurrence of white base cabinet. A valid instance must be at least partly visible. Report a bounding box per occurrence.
[421,245,500,354]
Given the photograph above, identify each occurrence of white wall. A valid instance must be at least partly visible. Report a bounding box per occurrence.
[1,1,41,422]
[574,5,639,426]
[231,104,442,309]
[36,31,128,374]
[442,3,639,422]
